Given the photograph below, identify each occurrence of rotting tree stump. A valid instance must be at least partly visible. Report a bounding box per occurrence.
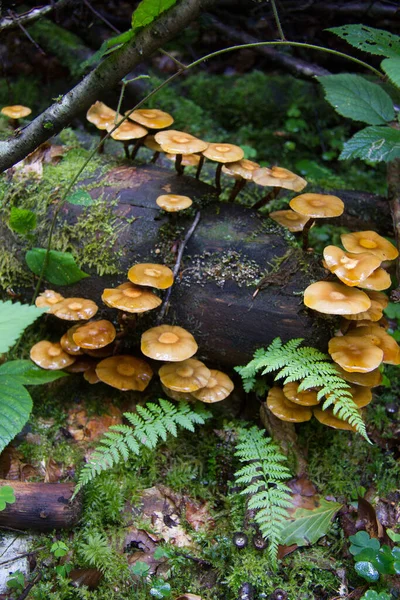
[3,163,334,366]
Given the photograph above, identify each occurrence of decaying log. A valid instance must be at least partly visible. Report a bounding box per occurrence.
[0,480,81,531]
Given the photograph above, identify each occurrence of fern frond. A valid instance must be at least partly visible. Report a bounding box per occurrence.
[235,337,368,440]
[234,426,292,567]
[73,400,211,498]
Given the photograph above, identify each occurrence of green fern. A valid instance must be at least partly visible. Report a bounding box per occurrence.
[235,337,368,440]
[235,426,292,566]
[73,399,211,497]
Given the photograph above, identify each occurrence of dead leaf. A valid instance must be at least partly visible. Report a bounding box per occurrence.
[185,500,215,532]
[66,404,122,442]
[289,477,317,497]
[277,544,298,559]
[356,496,381,539]
[44,458,64,483]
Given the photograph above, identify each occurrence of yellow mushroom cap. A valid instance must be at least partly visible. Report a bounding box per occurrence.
[269,209,310,232]
[267,386,312,422]
[328,335,384,372]
[161,383,195,402]
[1,105,31,119]
[144,135,163,152]
[141,324,198,361]
[72,320,116,350]
[86,101,116,130]
[346,324,400,365]
[341,231,399,261]
[252,166,307,192]
[165,153,201,166]
[60,327,84,356]
[313,407,357,431]
[49,298,99,321]
[95,355,153,391]
[304,281,371,315]
[128,263,173,289]
[202,143,244,163]
[35,289,64,309]
[191,370,234,403]
[357,268,392,291]
[159,358,211,392]
[343,290,388,322]
[290,193,344,218]
[348,384,373,408]
[323,246,381,287]
[102,282,161,313]
[282,381,319,406]
[106,119,148,141]
[155,130,208,155]
[334,365,382,387]
[30,340,76,370]
[126,108,174,129]
[222,159,260,180]
[156,194,193,212]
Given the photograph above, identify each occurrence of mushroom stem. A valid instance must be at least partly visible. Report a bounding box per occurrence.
[123,141,130,159]
[98,130,107,154]
[175,153,184,175]
[10,118,19,130]
[150,151,160,163]
[130,138,144,160]
[195,155,205,180]
[215,163,223,195]
[301,218,315,250]
[252,187,280,210]
[228,178,246,203]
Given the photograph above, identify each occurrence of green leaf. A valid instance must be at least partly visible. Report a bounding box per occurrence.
[25,249,89,285]
[0,360,67,385]
[279,498,342,546]
[361,593,391,600]
[66,190,93,206]
[132,0,178,31]
[355,560,380,582]
[384,303,400,320]
[340,126,400,162]
[318,74,394,125]
[9,207,37,234]
[382,57,400,89]
[0,485,16,511]
[0,300,47,353]
[0,380,32,454]
[328,25,400,58]
[349,530,380,555]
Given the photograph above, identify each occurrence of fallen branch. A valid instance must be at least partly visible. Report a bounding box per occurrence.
[0,0,74,32]
[387,158,400,301]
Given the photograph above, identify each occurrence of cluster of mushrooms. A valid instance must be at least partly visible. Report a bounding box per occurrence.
[30,263,234,405]
[86,101,308,202]
[266,195,400,430]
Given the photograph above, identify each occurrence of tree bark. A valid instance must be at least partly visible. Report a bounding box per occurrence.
[0,0,75,33]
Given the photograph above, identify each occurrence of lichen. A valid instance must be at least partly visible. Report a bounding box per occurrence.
[181,250,263,288]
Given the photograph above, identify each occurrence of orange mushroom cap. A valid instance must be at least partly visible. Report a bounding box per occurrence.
[202,143,244,163]
[86,101,116,130]
[106,119,148,141]
[290,193,344,218]
[165,153,201,166]
[155,130,208,155]
[102,282,161,313]
[313,407,357,431]
[95,355,153,391]
[128,263,173,289]
[30,340,76,370]
[222,159,260,181]
[323,246,381,287]
[159,359,211,392]
[60,326,84,356]
[141,325,198,361]
[156,194,193,212]
[357,268,392,291]
[84,366,101,384]
[282,381,319,406]
[341,231,399,261]
[267,386,312,422]
[72,320,116,350]
[334,364,382,388]
[304,281,371,315]
[252,166,307,192]
[346,325,400,365]
[35,289,64,309]
[48,298,99,321]
[64,356,97,373]
[328,335,384,372]
[126,108,174,129]
[191,369,234,403]
[269,209,310,232]
[161,383,195,402]
[1,105,31,119]
[144,135,163,153]
[342,290,388,322]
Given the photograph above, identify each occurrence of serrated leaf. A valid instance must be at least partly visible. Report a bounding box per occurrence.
[0,300,47,353]
[279,498,342,546]
[318,74,394,125]
[25,248,89,285]
[0,380,32,453]
[67,190,93,206]
[328,25,400,58]
[0,360,67,385]
[132,0,178,31]
[9,207,37,234]
[382,57,400,89]
[0,485,16,511]
[340,126,400,162]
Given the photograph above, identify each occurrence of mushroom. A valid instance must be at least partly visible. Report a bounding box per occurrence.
[125,108,173,130]
[282,381,319,406]
[141,325,198,361]
[304,281,371,315]
[328,335,384,372]
[221,159,260,202]
[269,209,310,233]
[159,358,211,392]
[72,320,116,350]
[35,290,64,309]
[191,369,234,403]
[30,340,76,370]
[86,101,117,154]
[102,282,161,313]
[144,135,164,163]
[1,105,31,129]
[161,383,195,402]
[342,290,389,322]
[48,298,98,321]
[106,119,148,159]
[84,366,101,384]
[334,365,382,387]
[60,326,84,356]
[128,263,174,289]
[289,193,344,250]
[154,130,208,175]
[252,166,307,210]
[323,246,381,287]
[341,231,399,261]
[357,268,392,291]
[347,384,373,408]
[95,355,153,391]
[165,153,201,173]
[202,143,244,194]
[313,407,357,431]
[346,325,400,365]
[266,386,312,422]
[156,194,193,212]
[64,356,97,374]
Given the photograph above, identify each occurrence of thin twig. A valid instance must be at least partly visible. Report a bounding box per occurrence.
[270,0,286,41]
[0,547,45,567]
[82,0,120,33]
[0,0,73,32]
[16,572,42,600]
[8,10,46,55]
[157,211,201,322]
